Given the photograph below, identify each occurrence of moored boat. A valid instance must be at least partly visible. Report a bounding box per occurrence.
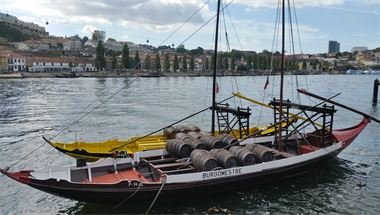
[0,117,370,203]
[1,0,379,208]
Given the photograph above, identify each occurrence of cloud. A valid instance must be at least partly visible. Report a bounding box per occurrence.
[235,0,345,8]
[363,0,380,5]
[8,0,208,26]
[81,25,98,34]
[220,19,327,53]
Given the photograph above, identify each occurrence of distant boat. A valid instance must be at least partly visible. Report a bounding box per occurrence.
[140,71,161,77]
[346,69,361,75]
[55,72,78,78]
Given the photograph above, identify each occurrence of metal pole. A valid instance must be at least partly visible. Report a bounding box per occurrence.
[373,79,379,106]
[212,0,221,136]
[278,0,286,151]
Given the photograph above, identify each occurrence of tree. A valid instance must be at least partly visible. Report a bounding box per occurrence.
[164,53,170,72]
[176,46,187,54]
[302,61,307,70]
[155,53,161,71]
[95,41,106,70]
[122,44,130,69]
[144,55,151,70]
[111,55,117,70]
[210,54,215,70]
[252,55,257,70]
[81,36,89,46]
[223,56,229,71]
[190,47,204,56]
[246,55,253,70]
[205,57,209,71]
[217,55,223,70]
[190,55,195,71]
[173,54,179,71]
[231,58,235,72]
[134,51,140,69]
[182,55,187,71]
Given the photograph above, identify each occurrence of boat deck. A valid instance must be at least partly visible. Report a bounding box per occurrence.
[83,168,151,184]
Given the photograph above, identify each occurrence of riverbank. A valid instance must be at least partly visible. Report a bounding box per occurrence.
[0,70,345,79]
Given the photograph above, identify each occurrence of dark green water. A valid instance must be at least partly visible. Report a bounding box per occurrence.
[0,75,379,214]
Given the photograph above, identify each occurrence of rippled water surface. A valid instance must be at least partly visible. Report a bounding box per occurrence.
[0,75,379,214]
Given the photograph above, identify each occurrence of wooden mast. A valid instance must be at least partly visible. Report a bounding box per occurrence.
[278,0,286,151]
[212,0,221,136]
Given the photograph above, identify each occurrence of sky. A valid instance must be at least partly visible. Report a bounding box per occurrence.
[1,0,379,54]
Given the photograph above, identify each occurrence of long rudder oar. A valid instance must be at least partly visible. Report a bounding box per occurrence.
[298,89,380,124]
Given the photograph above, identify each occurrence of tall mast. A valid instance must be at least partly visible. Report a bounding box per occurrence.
[278,0,286,150]
[211,0,221,136]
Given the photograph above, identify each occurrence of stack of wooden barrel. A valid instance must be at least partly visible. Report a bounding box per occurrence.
[164,124,274,171]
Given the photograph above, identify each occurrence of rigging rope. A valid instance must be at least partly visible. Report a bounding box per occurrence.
[50,77,141,140]
[113,181,143,209]
[287,0,295,102]
[159,0,210,46]
[5,77,141,170]
[145,180,166,215]
[178,0,234,46]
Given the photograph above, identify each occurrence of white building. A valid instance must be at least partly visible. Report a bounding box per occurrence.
[28,60,70,72]
[7,53,26,72]
[26,56,96,72]
[352,47,368,53]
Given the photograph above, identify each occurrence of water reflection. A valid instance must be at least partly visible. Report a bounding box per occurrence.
[65,159,362,214]
[1,75,380,214]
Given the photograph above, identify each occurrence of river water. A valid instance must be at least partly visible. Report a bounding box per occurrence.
[0,75,379,214]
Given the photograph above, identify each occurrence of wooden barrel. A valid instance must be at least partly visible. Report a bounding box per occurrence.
[217,134,238,146]
[175,132,192,141]
[210,149,238,169]
[165,139,192,158]
[187,138,208,150]
[187,124,201,132]
[174,125,190,133]
[245,144,273,162]
[190,150,218,171]
[244,144,257,152]
[188,131,202,140]
[200,135,226,149]
[229,146,257,166]
[163,126,177,139]
[200,131,213,136]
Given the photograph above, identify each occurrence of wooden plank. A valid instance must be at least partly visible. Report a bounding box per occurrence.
[153,162,191,169]
[269,149,295,158]
[163,167,195,174]
[144,157,177,165]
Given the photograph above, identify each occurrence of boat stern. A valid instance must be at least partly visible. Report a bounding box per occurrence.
[332,117,370,149]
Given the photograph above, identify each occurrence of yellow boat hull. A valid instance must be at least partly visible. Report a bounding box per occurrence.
[48,121,293,162]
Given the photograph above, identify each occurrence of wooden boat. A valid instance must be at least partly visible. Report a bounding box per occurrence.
[1,0,379,207]
[45,120,295,162]
[0,116,370,203]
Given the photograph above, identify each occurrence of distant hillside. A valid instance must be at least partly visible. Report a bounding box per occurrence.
[0,23,31,42]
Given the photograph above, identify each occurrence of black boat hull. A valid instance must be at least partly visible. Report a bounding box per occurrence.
[24,152,337,203]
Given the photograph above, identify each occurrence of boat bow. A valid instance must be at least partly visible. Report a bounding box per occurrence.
[0,168,32,185]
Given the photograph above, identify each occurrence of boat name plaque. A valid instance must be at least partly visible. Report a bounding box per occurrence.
[202,168,242,179]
